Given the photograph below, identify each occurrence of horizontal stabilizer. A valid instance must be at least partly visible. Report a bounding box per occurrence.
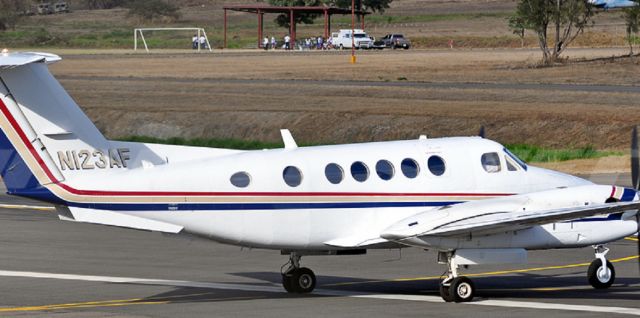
[0,52,61,69]
[57,206,183,233]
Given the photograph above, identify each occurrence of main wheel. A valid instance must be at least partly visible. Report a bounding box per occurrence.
[282,273,295,293]
[439,283,455,302]
[450,277,475,302]
[290,267,316,293]
[588,259,615,289]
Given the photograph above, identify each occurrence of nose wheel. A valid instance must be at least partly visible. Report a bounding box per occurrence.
[587,245,615,289]
[281,253,317,294]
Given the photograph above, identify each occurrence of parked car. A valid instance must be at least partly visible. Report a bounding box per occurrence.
[53,2,69,14]
[36,3,52,15]
[374,34,411,49]
[331,29,374,50]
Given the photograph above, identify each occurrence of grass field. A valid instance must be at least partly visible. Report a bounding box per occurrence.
[1,0,634,50]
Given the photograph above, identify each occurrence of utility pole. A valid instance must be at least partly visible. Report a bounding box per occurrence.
[351,0,356,64]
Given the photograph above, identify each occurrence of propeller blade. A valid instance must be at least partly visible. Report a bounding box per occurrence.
[478,126,485,139]
[632,126,639,190]
[636,212,639,273]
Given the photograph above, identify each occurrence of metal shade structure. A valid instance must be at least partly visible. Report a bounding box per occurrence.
[223,5,370,49]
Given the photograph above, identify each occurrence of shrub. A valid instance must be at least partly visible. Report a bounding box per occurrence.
[126,0,181,23]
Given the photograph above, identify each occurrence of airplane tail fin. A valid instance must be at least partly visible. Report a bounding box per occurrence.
[0,52,113,201]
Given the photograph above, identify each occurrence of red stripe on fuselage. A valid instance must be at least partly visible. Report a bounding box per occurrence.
[0,98,513,198]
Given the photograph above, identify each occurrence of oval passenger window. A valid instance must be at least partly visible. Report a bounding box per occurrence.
[230,171,251,188]
[350,161,369,182]
[283,166,302,187]
[325,163,344,184]
[428,156,446,176]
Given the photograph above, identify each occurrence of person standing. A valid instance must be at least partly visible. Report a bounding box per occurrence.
[317,36,323,50]
[199,35,207,49]
[263,36,269,50]
[191,34,198,49]
[284,34,291,50]
[271,36,276,50]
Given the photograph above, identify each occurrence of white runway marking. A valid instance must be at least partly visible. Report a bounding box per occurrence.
[0,204,54,211]
[1,269,639,316]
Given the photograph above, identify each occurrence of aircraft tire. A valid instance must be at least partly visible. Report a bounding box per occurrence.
[282,273,295,293]
[291,267,316,293]
[588,259,615,289]
[450,277,475,302]
[439,283,454,302]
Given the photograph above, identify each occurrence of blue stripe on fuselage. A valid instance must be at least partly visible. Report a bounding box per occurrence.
[66,200,463,211]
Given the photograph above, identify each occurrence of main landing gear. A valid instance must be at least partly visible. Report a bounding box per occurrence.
[281,253,317,294]
[438,251,475,302]
[587,245,615,289]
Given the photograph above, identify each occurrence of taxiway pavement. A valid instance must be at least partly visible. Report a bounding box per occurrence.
[0,174,638,317]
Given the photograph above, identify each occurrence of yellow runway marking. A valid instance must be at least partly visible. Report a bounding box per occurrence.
[325,237,640,287]
[0,292,260,313]
[0,298,167,312]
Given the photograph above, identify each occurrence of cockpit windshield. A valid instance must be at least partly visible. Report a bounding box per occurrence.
[503,148,527,171]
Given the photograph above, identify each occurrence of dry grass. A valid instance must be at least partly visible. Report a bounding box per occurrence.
[44,48,640,163]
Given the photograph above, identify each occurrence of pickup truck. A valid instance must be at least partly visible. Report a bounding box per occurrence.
[374,34,411,49]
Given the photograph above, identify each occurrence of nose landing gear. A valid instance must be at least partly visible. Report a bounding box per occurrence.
[281,253,317,294]
[587,245,615,289]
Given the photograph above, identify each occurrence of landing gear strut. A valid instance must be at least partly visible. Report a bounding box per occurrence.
[438,251,475,302]
[587,245,615,289]
[281,253,316,294]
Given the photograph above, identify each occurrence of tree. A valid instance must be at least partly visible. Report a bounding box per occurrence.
[511,0,594,64]
[269,0,323,29]
[268,0,393,28]
[126,0,181,22]
[328,0,393,13]
[622,2,640,55]
[0,0,28,31]
[508,16,526,48]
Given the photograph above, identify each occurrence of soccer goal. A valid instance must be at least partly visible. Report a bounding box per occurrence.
[134,28,212,53]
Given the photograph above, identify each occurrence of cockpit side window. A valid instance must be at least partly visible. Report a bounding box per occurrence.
[505,156,518,171]
[503,148,528,171]
[481,152,501,173]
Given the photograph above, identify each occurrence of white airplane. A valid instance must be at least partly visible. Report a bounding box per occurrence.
[0,51,638,303]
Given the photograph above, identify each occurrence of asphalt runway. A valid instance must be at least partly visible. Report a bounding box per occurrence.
[0,174,638,317]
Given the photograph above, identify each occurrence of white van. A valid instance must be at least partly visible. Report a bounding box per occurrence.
[331,29,373,49]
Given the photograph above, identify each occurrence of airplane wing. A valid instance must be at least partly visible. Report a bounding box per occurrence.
[382,201,640,240]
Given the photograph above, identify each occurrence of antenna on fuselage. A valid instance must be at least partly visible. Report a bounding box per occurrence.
[280,129,298,149]
[478,126,486,138]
